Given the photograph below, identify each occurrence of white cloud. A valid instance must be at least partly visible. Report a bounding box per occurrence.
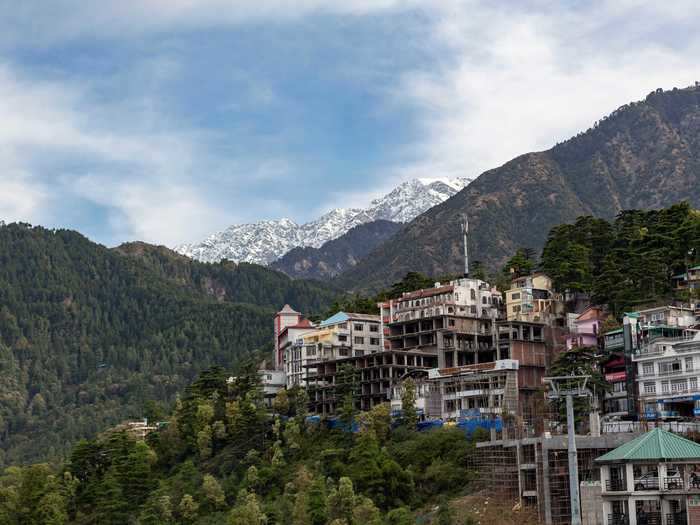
[388,1,700,182]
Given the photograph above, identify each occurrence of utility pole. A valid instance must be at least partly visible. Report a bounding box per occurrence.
[461,215,469,278]
[545,375,590,525]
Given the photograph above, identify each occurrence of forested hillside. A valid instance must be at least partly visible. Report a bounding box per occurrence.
[540,203,700,313]
[337,85,700,292]
[0,224,337,467]
[0,367,482,525]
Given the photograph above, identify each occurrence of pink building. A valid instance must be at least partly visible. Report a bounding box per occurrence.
[566,306,606,350]
[273,304,308,369]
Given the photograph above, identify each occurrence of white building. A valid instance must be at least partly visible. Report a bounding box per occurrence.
[633,330,700,420]
[284,311,382,388]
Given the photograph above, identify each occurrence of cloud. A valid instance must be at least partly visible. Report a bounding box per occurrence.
[387,1,700,181]
[0,0,417,46]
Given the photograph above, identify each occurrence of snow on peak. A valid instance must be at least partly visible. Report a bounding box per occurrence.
[174,177,472,265]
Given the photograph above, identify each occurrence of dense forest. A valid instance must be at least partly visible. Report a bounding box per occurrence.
[540,202,700,313]
[0,365,481,525]
[0,224,337,467]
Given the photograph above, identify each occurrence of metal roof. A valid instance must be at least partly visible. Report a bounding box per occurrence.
[596,428,700,463]
[318,311,380,327]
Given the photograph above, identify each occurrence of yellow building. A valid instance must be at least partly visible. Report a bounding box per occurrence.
[505,273,563,324]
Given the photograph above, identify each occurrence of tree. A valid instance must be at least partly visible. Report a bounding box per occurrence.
[307,478,328,525]
[437,497,453,525]
[327,478,356,524]
[178,494,199,524]
[359,403,391,443]
[228,490,267,525]
[502,248,535,279]
[202,474,226,510]
[385,507,414,525]
[400,378,418,430]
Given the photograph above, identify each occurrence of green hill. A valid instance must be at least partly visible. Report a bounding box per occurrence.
[0,224,337,466]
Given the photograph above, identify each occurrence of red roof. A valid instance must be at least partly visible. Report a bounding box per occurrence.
[279,319,314,336]
[400,284,454,301]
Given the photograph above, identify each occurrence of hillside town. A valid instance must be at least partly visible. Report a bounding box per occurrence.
[261,251,700,525]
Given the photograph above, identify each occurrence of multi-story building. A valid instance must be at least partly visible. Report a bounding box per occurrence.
[285,312,382,388]
[672,265,700,292]
[636,305,697,329]
[633,329,700,420]
[259,369,286,408]
[505,273,564,325]
[566,305,606,350]
[273,305,315,370]
[424,360,520,420]
[379,277,503,369]
[602,355,629,417]
[305,350,437,414]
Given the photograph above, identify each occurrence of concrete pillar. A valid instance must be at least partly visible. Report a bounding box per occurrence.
[590,411,601,438]
[600,465,610,494]
[659,463,667,490]
[628,497,638,525]
[626,464,636,493]
[660,498,671,523]
[542,447,553,525]
[602,500,612,525]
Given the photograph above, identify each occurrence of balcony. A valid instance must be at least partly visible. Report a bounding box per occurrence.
[606,479,627,492]
[666,514,686,525]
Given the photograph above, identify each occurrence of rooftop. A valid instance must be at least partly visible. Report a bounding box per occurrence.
[318,311,379,327]
[595,428,700,463]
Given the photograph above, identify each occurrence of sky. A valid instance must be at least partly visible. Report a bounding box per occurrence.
[1,0,699,247]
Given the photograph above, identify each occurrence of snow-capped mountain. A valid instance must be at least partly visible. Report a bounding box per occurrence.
[174,177,471,265]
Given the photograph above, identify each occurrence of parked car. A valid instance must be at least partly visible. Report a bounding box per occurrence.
[634,469,682,490]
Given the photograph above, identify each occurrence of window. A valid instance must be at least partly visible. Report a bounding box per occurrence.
[511,292,520,300]
[354,323,364,331]
[354,336,364,345]
[613,381,626,393]
[369,324,379,332]
[471,305,477,314]
[642,362,654,376]
[370,337,380,346]
[306,346,316,356]
[470,289,476,300]
[339,347,350,356]
[687,357,694,372]
[339,323,348,329]
[691,377,698,391]
[482,297,487,305]
[661,381,669,394]
[338,334,348,343]
[672,379,687,393]
[643,382,656,394]
[448,319,455,327]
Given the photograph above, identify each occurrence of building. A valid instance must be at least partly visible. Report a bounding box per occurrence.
[273,305,314,370]
[633,330,700,420]
[505,273,564,325]
[673,265,700,292]
[259,369,286,408]
[597,428,700,525]
[379,277,502,369]
[284,311,381,388]
[602,354,630,418]
[637,306,697,329]
[305,350,438,414]
[423,359,520,420]
[566,305,607,350]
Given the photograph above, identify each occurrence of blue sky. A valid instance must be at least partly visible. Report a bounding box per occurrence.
[1,1,699,247]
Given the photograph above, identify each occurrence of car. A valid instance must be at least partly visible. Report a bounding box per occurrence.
[634,472,660,491]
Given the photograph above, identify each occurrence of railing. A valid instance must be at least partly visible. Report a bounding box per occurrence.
[657,369,683,377]
[663,477,684,491]
[666,513,686,525]
[606,479,627,492]
[633,478,660,491]
[608,514,628,525]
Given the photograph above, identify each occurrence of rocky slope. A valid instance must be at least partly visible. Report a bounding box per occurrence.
[269,220,402,280]
[174,178,470,265]
[337,85,700,292]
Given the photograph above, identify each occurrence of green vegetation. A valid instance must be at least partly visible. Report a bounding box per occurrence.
[0,224,337,467]
[0,366,479,524]
[541,203,700,313]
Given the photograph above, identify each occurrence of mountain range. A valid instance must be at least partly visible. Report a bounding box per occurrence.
[337,85,700,292]
[174,178,470,265]
[269,220,402,280]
